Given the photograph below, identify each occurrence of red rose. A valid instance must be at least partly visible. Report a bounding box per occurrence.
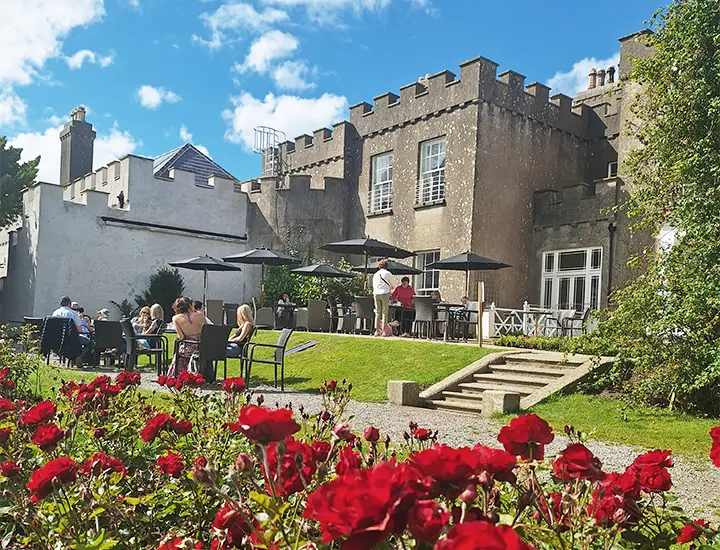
[21,400,56,426]
[212,505,252,548]
[157,375,168,386]
[0,399,15,416]
[631,449,673,470]
[31,423,64,452]
[88,375,111,390]
[311,441,331,462]
[497,414,554,461]
[637,465,672,493]
[192,456,210,484]
[170,419,193,435]
[60,381,80,397]
[226,405,300,444]
[157,451,184,478]
[221,377,246,394]
[0,427,12,447]
[412,428,431,441]
[335,445,362,476]
[93,427,106,439]
[264,436,317,497]
[158,538,204,550]
[326,380,337,390]
[0,461,20,478]
[552,443,605,482]
[165,377,176,388]
[26,457,78,503]
[99,383,122,397]
[408,499,449,543]
[80,452,127,478]
[535,492,569,526]
[332,422,353,441]
[116,371,141,388]
[588,493,641,527]
[677,519,711,544]
[474,444,517,483]
[177,371,205,387]
[436,521,535,550]
[409,444,481,498]
[142,413,171,443]
[304,461,413,549]
[710,427,720,467]
[364,426,380,443]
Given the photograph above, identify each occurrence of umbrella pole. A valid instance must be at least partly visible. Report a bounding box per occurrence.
[260,264,265,308]
[203,269,208,308]
[364,253,369,294]
[465,268,470,298]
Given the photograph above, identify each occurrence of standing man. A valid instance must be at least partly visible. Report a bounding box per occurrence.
[372,259,394,337]
[52,296,91,366]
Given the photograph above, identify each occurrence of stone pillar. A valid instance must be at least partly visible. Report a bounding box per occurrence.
[387,380,420,406]
[59,106,96,186]
[588,68,597,89]
[597,69,606,87]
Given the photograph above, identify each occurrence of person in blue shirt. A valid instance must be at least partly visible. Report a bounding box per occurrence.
[52,296,91,366]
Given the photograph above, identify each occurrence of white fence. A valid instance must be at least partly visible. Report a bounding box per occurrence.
[487,302,572,338]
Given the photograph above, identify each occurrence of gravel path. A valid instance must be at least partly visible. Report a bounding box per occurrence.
[137,373,720,518]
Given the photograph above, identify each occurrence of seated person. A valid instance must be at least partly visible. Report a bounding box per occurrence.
[138,303,165,350]
[192,300,214,325]
[132,306,151,335]
[227,305,255,358]
[52,296,91,366]
[97,308,110,321]
[167,297,206,377]
[276,293,293,329]
[391,277,416,335]
[430,290,445,304]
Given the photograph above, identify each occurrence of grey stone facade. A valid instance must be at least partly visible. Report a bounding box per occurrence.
[243,32,653,310]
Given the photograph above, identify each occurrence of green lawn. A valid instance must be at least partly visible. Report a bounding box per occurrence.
[46,331,495,403]
[500,393,718,460]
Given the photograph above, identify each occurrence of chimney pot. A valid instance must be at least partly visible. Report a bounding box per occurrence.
[597,68,606,87]
[71,106,87,122]
[607,66,616,84]
[588,68,597,89]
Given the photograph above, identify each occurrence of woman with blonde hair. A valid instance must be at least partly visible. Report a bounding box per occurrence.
[137,303,165,350]
[227,304,254,358]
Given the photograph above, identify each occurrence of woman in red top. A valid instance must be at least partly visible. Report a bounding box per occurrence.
[391,277,416,335]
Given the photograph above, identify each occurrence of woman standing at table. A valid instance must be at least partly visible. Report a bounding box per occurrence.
[372,259,394,336]
[391,277,416,336]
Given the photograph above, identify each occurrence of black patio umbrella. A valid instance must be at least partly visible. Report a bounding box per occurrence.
[350,259,422,276]
[168,255,242,305]
[319,237,414,289]
[427,252,511,297]
[223,247,300,306]
[291,264,356,278]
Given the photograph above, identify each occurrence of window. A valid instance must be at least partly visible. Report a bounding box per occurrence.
[417,137,446,204]
[541,247,603,311]
[607,161,618,178]
[415,250,441,295]
[369,153,393,213]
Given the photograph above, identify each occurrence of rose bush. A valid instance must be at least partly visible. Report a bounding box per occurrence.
[0,343,719,548]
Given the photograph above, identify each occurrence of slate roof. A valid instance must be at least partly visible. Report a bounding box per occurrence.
[153,144,237,186]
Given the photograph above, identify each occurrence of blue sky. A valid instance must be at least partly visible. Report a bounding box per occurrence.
[2,0,661,184]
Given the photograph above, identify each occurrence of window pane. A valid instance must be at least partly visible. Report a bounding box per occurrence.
[559,278,570,309]
[559,251,586,271]
[590,276,600,310]
[370,153,393,212]
[544,253,554,273]
[591,248,602,270]
[543,278,553,309]
[418,138,446,204]
[414,250,440,295]
[573,277,586,311]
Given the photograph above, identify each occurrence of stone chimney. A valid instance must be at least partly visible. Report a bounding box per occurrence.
[59,106,96,186]
[597,68,606,87]
[607,65,616,84]
[588,68,597,89]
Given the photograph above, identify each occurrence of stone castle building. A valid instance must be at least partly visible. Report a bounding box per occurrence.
[242,31,653,310]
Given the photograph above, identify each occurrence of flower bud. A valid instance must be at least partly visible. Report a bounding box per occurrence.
[93,427,106,439]
[478,471,491,486]
[320,410,331,422]
[461,483,478,504]
[192,456,211,485]
[487,510,500,524]
[613,507,628,525]
[235,453,253,473]
[256,395,264,406]
[327,380,337,390]
[364,426,380,442]
[333,423,352,441]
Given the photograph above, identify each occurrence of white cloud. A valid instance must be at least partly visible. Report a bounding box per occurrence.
[136,85,181,109]
[195,144,212,158]
[193,2,289,50]
[272,60,315,90]
[260,0,393,23]
[238,30,298,74]
[547,52,620,97]
[128,0,140,6]
[179,125,193,142]
[222,92,347,149]
[65,49,114,70]
[0,88,27,127]
[0,0,104,86]
[10,122,140,183]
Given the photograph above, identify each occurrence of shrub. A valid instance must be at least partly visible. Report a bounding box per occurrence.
[497,334,618,357]
[135,267,185,320]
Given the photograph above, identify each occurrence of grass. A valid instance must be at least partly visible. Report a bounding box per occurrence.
[40,330,495,403]
[499,393,718,460]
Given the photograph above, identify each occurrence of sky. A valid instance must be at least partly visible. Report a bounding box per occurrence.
[1,0,662,184]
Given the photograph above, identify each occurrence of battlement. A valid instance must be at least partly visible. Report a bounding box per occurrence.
[279,121,352,175]
[347,55,593,138]
[534,177,619,228]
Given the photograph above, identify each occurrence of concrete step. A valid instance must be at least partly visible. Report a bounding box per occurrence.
[476,372,555,386]
[490,363,571,379]
[441,390,485,401]
[460,381,534,396]
[503,352,586,367]
[425,398,484,414]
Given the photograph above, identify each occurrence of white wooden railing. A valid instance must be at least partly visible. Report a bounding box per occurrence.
[488,302,566,338]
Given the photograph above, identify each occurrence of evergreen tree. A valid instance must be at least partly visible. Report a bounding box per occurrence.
[0,137,39,230]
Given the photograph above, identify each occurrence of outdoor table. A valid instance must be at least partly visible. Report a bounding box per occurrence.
[433,303,464,342]
[389,303,413,335]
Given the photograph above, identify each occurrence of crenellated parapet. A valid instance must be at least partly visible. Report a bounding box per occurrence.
[277,121,352,176]
[533,177,619,228]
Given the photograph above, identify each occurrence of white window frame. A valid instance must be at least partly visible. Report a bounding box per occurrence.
[417,137,446,204]
[414,250,441,295]
[541,247,603,311]
[369,153,393,213]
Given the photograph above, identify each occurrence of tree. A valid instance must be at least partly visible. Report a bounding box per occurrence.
[135,268,186,321]
[603,0,720,414]
[0,137,39,230]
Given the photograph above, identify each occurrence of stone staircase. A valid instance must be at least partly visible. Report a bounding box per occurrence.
[420,351,612,416]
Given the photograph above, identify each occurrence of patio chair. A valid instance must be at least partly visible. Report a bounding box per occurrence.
[120,319,168,373]
[255,307,275,329]
[22,316,43,341]
[334,307,346,333]
[354,296,375,334]
[40,317,82,365]
[295,308,308,331]
[412,296,440,339]
[92,320,124,367]
[223,303,240,326]
[228,326,257,381]
[307,299,330,332]
[453,301,479,342]
[560,308,592,337]
[245,328,294,391]
[196,324,234,383]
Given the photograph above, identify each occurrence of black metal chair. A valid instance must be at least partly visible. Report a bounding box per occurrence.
[354,296,375,334]
[196,324,234,383]
[93,321,124,367]
[39,317,82,365]
[561,308,592,337]
[245,328,294,391]
[120,319,168,373]
[412,296,439,339]
[228,326,257,381]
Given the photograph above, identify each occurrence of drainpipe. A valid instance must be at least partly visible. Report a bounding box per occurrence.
[607,221,616,306]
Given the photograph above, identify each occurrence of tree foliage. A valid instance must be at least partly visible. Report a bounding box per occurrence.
[603,1,720,414]
[0,137,39,230]
[135,268,186,321]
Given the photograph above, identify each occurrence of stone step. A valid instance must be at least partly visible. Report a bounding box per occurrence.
[441,390,485,401]
[459,381,534,396]
[425,398,484,414]
[476,372,555,386]
[503,352,586,367]
[490,363,571,378]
